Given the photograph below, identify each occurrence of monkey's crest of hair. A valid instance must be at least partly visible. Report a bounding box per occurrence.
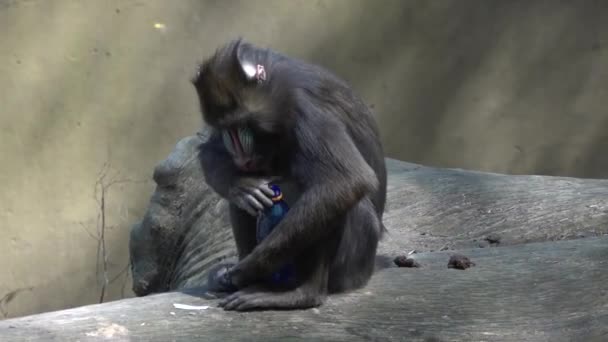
[191,39,281,130]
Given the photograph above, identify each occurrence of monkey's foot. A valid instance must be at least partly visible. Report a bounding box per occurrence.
[218,285,324,311]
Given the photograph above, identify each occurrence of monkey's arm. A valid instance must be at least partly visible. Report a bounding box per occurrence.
[230,112,378,286]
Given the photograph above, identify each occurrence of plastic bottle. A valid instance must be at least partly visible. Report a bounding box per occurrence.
[256,184,296,286]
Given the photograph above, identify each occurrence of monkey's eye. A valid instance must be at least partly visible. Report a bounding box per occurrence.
[221,126,255,156]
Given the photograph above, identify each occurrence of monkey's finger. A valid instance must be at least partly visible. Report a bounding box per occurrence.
[243,194,264,212]
[233,294,269,311]
[234,197,258,216]
[259,184,275,197]
[223,294,249,311]
[250,189,274,207]
[218,291,243,308]
[235,300,263,311]
[222,288,248,302]
[217,295,232,307]
[217,295,229,307]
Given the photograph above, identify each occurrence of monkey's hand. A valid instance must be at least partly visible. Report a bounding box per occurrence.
[228,177,276,216]
[206,262,238,294]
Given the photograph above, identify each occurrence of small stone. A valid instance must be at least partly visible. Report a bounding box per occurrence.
[448,254,475,270]
[478,241,489,248]
[484,234,501,245]
[394,255,421,268]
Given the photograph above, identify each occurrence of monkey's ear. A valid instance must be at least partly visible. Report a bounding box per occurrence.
[234,40,267,84]
[190,63,203,86]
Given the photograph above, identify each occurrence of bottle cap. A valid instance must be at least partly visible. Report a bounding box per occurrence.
[269,184,283,202]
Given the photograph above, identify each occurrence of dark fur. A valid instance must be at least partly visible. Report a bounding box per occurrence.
[194,39,387,311]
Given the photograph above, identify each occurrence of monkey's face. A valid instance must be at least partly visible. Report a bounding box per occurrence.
[219,124,277,172]
[192,40,286,173]
[192,71,278,173]
[198,91,278,173]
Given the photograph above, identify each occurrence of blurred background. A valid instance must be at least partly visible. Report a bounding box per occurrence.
[0,0,606,319]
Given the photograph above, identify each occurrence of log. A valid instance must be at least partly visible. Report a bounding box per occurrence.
[1,237,607,341]
[3,133,607,341]
[127,133,608,296]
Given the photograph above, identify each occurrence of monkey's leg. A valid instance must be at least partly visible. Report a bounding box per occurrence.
[218,248,330,311]
[206,204,257,294]
[328,196,382,294]
[229,203,258,260]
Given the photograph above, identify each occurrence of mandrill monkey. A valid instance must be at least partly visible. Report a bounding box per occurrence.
[193,39,387,311]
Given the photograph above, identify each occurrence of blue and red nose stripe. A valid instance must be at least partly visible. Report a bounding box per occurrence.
[221,127,254,157]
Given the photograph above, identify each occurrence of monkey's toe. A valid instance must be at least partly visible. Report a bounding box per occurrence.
[218,287,263,311]
[220,292,278,311]
[219,286,324,311]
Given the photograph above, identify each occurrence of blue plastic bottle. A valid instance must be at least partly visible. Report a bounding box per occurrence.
[256,184,296,286]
